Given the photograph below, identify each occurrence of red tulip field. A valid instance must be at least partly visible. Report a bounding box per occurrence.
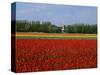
[15,33,97,72]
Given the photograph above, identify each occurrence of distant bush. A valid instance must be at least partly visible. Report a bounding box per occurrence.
[15,20,97,34]
[64,24,97,34]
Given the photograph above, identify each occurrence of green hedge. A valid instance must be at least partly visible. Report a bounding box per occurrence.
[15,20,97,34]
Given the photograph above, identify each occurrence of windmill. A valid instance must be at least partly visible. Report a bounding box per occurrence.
[61,24,65,33]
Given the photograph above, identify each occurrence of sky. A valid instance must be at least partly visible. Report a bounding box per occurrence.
[15,2,97,26]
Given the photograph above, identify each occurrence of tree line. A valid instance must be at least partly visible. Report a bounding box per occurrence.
[16,20,97,34]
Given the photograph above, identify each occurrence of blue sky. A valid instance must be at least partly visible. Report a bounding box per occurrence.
[15,2,97,26]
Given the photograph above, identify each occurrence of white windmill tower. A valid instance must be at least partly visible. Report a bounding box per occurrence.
[61,24,65,33]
